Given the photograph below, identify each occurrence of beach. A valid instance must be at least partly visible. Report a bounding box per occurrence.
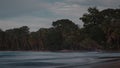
[92,61,120,68]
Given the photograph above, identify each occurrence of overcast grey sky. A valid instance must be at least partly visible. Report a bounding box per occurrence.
[0,0,119,31]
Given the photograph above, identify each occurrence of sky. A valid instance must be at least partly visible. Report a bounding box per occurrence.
[0,0,119,31]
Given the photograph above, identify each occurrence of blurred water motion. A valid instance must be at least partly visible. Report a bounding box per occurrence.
[0,51,120,68]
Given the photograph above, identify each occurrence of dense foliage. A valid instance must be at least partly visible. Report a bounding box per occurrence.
[0,7,120,51]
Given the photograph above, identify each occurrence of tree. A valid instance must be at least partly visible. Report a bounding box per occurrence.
[52,19,80,50]
[0,29,6,50]
[80,7,120,50]
[52,19,78,32]
[100,8,120,50]
[44,28,63,50]
[80,7,105,46]
[5,26,30,50]
[80,7,103,27]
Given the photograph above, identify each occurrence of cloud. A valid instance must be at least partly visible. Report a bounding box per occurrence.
[65,0,120,8]
[49,2,87,17]
[0,0,119,31]
[0,0,50,19]
[1,0,118,19]
[46,2,86,26]
[0,16,53,31]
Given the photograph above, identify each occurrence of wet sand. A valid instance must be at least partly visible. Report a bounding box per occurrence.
[92,61,120,68]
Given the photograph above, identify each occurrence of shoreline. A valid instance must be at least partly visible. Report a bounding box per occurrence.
[0,50,120,53]
[92,60,120,68]
[0,50,95,52]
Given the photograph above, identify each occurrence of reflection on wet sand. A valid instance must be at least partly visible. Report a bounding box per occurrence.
[92,61,120,68]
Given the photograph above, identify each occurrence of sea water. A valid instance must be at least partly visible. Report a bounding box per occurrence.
[0,51,120,68]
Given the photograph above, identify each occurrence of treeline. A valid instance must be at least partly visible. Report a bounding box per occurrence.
[0,7,120,51]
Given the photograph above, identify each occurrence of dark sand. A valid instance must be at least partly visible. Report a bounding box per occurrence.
[92,61,120,68]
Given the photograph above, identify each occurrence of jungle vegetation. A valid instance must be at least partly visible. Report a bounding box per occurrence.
[0,7,120,51]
